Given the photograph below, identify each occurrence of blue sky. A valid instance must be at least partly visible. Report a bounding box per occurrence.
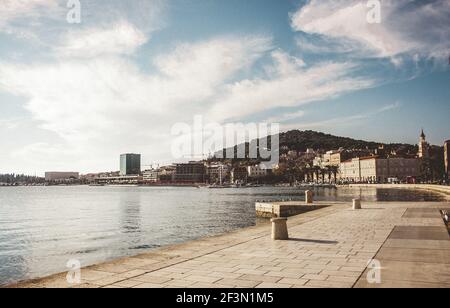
[0,0,449,174]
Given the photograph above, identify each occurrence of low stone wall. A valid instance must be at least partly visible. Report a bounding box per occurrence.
[255,202,329,218]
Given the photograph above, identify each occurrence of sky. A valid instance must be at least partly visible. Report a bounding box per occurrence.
[0,0,449,175]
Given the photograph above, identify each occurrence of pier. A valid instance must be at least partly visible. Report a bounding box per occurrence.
[7,198,450,288]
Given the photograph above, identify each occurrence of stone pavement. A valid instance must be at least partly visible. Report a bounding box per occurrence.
[7,201,450,288]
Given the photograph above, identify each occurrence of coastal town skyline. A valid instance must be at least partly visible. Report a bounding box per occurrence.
[2,128,448,184]
[0,125,448,177]
[1,0,449,175]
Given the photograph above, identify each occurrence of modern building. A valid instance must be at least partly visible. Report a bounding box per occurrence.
[339,157,421,183]
[418,129,429,159]
[45,172,79,182]
[173,162,206,183]
[445,140,450,179]
[120,154,141,176]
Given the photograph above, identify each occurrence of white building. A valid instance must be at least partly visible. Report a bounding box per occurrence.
[247,165,268,178]
[143,169,160,183]
[45,172,79,182]
[207,164,230,184]
[313,150,342,168]
[339,157,421,183]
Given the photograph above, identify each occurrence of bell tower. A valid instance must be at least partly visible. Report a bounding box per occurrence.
[418,129,429,159]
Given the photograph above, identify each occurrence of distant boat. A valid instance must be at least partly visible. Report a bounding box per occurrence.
[246,184,262,188]
[208,184,232,189]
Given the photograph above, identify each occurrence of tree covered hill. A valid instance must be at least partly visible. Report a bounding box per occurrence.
[214,130,418,160]
[278,130,417,153]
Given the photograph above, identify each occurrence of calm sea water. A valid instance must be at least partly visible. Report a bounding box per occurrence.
[0,186,445,285]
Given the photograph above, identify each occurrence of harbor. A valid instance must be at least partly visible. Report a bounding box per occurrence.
[7,199,450,288]
[4,185,450,288]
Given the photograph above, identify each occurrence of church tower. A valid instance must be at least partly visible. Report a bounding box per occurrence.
[418,129,429,159]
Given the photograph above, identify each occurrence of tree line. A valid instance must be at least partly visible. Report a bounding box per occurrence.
[0,174,45,184]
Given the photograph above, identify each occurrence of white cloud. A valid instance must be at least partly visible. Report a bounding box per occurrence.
[291,0,450,61]
[208,56,375,122]
[56,21,148,58]
[282,102,401,132]
[0,35,273,173]
[0,0,166,48]
[154,36,272,100]
[378,101,401,113]
[0,0,59,26]
[264,110,306,124]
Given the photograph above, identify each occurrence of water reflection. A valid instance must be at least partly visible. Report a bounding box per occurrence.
[119,191,144,250]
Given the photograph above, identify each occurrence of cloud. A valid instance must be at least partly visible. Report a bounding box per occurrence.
[0,0,59,26]
[282,101,401,131]
[55,21,148,58]
[0,0,62,42]
[208,55,376,122]
[378,101,401,113]
[291,0,450,61]
[264,110,306,124]
[154,36,272,99]
[0,0,166,48]
[295,34,362,55]
[0,35,273,172]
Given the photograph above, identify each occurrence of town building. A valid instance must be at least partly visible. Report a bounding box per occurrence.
[313,150,345,169]
[143,169,160,183]
[173,162,206,183]
[159,165,176,182]
[418,129,429,159]
[45,172,79,182]
[94,175,142,185]
[207,163,230,184]
[231,167,248,184]
[247,164,268,178]
[120,154,141,176]
[339,156,421,183]
[445,140,450,180]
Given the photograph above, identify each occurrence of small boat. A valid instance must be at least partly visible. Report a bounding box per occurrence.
[207,184,232,189]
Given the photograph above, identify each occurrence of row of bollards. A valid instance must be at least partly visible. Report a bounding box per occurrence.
[270,195,363,241]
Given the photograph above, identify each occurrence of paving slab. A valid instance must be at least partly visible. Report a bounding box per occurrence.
[356,260,450,286]
[389,226,449,241]
[376,247,450,264]
[402,208,443,219]
[384,239,450,250]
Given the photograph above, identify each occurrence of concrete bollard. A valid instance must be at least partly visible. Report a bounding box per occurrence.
[305,190,314,204]
[353,199,362,210]
[271,218,289,240]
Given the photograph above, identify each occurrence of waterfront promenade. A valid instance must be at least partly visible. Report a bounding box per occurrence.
[8,199,450,288]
